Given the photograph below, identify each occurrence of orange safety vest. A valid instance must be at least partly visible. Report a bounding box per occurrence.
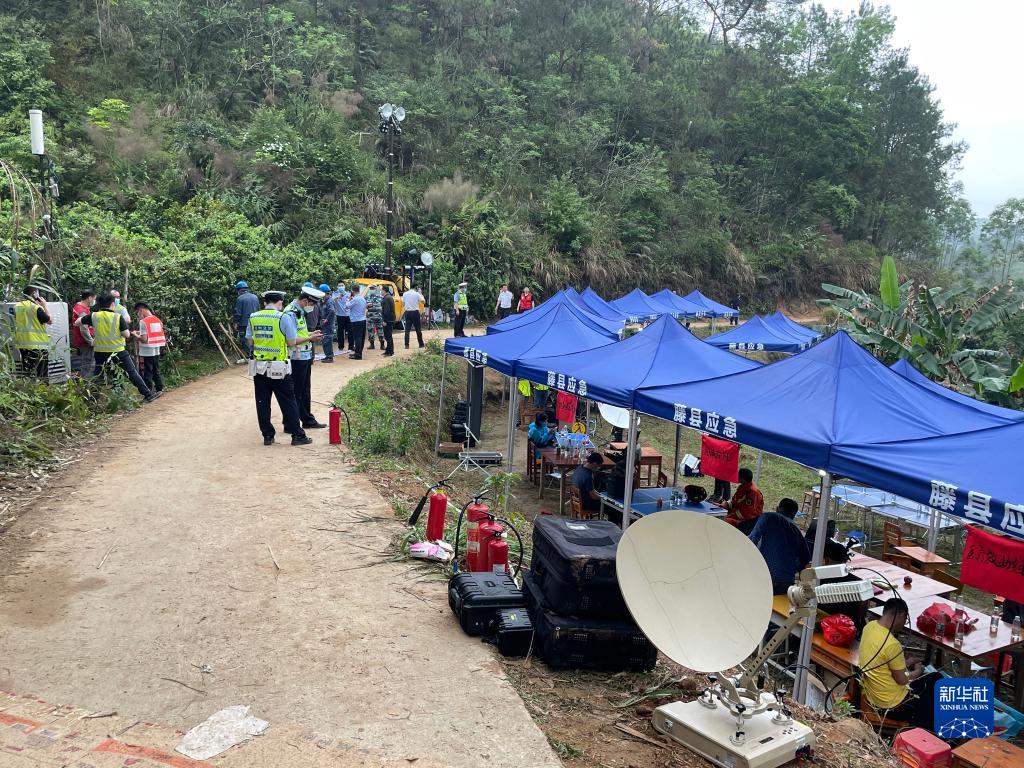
[141,315,166,347]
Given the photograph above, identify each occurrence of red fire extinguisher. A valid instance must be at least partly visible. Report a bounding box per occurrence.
[465,499,491,572]
[329,407,342,444]
[426,490,447,542]
[477,519,502,573]
[481,520,508,574]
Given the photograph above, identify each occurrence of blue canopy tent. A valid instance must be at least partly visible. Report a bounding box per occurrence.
[486,289,624,338]
[632,330,1023,703]
[889,358,1024,420]
[609,288,672,322]
[649,289,707,318]
[681,290,739,318]
[516,314,760,410]
[764,311,821,343]
[706,315,811,354]
[578,287,628,321]
[564,287,631,324]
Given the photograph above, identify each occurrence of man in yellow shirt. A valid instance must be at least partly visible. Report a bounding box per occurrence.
[860,597,941,730]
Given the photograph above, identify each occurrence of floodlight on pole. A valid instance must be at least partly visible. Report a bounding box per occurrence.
[378,102,407,274]
[29,110,45,156]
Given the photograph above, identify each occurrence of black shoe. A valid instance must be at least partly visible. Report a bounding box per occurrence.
[418,344,425,348]
[350,355,362,360]
[322,358,334,364]
[144,391,164,402]
[405,345,410,349]
[383,352,394,357]
[369,343,375,349]
[264,436,275,446]
[304,421,327,429]
[291,435,313,446]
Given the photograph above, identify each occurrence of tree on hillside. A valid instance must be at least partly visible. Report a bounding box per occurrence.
[982,198,1024,283]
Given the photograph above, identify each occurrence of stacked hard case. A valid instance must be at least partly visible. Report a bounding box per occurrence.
[448,571,525,636]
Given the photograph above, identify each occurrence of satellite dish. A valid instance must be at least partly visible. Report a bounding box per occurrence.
[616,512,772,673]
[420,251,433,267]
[597,402,631,429]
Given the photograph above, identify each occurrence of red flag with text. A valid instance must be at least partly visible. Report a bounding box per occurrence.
[961,525,1024,602]
[701,435,739,483]
[555,391,577,424]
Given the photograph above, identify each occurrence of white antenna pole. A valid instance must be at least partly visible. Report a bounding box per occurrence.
[794,471,833,704]
[621,410,639,530]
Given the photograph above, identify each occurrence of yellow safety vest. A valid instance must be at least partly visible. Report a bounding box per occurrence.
[92,310,126,353]
[518,380,531,397]
[13,300,49,350]
[248,308,288,361]
[286,301,312,358]
[455,291,468,310]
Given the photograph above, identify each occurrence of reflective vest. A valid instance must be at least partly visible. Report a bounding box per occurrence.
[286,302,312,357]
[455,291,468,310]
[13,300,49,350]
[248,308,288,361]
[92,310,126,353]
[141,315,166,347]
[517,380,531,397]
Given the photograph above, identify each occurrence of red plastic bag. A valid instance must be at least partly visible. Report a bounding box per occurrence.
[820,613,857,647]
[915,602,978,638]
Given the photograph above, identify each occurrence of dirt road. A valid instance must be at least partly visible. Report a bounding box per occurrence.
[0,333,560,768]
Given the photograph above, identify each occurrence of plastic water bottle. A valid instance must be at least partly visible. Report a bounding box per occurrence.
[935,612,946,639]
[1013,616,1022,644]
[954,621,964,650]
[990,601,1002,635]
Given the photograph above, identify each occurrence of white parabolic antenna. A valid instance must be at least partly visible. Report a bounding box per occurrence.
[616,512,773,673]
[598,402,632,429]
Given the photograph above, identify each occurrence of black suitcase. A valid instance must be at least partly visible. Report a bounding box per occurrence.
[448,572,525,636]
[523,571,657,672]
[494,608,534,657]
[530,516,629,620]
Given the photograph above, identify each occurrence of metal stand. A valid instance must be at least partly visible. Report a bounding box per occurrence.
[621,410,639,530]
[794,471,832,705]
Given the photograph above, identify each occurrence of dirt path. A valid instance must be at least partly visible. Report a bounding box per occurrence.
[0,331,559,768]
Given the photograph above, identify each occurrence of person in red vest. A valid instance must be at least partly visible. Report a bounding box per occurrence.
[714,467,764,533]
[517,287,534,312]
[132,302,166,394]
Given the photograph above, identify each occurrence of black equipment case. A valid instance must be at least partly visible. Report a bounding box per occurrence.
[448,571,525,636]
[494,608,534,657]
[523,571,657,672]
[530,516,629,620]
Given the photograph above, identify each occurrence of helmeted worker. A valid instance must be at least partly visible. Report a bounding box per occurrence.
[76,292,161,402]
[245,290,316,446]
[453,281,469,337]
[234,280,260,357]
[12,285,52,378]
[132,302,166,395]
[284,286,326,430]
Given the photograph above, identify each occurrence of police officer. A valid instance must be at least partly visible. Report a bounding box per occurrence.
[246,290,314,446]
[453,281,469,337]
[284,286,326,430]
[12,285,52,378]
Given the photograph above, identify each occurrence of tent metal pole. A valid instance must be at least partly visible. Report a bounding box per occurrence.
[621,410,639,531]
[504,375,518,515]
[795,471,833,705]
[711,317,717,334]
[433,353,448,458]
[673,424,681,486]
[754,449,764,485]
[927,507,940,552]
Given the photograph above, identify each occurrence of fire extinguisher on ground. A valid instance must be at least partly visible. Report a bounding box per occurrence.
[452,489,524,576]
[407,481,453,543]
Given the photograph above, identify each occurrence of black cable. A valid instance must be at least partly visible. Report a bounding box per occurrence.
[492,515,525,579]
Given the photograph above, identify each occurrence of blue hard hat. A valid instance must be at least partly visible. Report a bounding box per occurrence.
[303,281,314,288]
[319,283,330,292]
[235,280,249,289]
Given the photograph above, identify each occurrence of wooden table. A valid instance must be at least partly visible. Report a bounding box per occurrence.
[951,736,1024,768]
[892,545,951,577]
[608,443,663,487]
[847,553,958,600]
[769,595,860,680]
[869,594,1024,708]
[537,448,582,512]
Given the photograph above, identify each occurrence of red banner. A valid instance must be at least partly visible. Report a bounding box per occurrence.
[961,525,1024,602]
[555,391,577,424]
[701,435,739,483]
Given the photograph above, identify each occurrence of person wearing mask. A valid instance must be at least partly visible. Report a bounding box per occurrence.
[317,283,336,363]
[234,281,260,357]
[517,287,534,313]
[453,281,469,337]
[302,282,321,336]
[365,284,384,350]
[109,289,131,324]
[748,498,811,595]
[12,285,52,378]
[70,289,96,377]
[381,285,396,357]
[331,281,351,353]
[132,302,166,394]
[76,293,161,402]
[860,598,942,730]
[714,467,763,533]
[347,285,367,360]
[572,452,607,519]
[527,413,555,460]
[495,283,514,319]
[284,286,326,429]
[245,290,313,446]
[402,283,425,349]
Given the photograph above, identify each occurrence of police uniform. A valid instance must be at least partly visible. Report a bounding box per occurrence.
[453,283,468,337]
[13,295,50,378]
[285,286,326,429]
[247,293,307,445]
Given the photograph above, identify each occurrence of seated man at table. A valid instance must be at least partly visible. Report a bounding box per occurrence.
[806,519,851,564]
[714,467,763,533]
[860,597,942,730]
[572,451,614,523]
[748,498,810,595]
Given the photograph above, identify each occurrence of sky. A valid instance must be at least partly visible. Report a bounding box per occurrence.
[817,0,1023,218]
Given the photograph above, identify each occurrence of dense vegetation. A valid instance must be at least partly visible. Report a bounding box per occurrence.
[0,0,993,337]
